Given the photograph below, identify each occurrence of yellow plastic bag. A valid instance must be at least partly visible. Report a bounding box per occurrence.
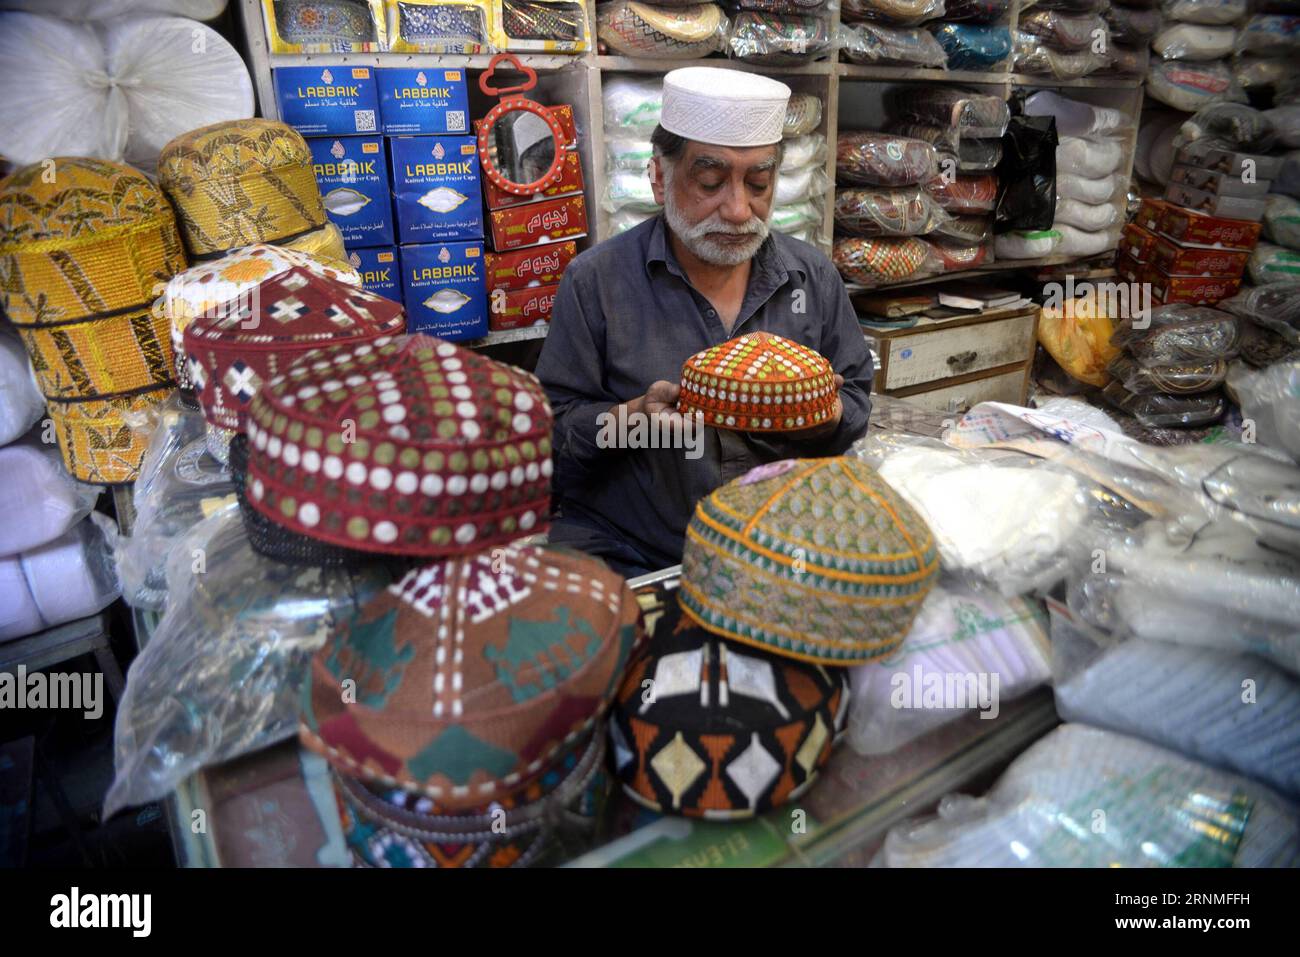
[1037,297,1121,388]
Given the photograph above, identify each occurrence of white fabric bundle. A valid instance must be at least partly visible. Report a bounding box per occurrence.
[0,0,227,18]
[1055,223,1119,257]
[847,582,1052,757]
[995,229,1061,259]
[1251,242,1300,284]
[1055,197,1121,231]
[0,436,100,558]
[1057,135,1124,178]
[602,169,659,213]
[1229,360,1300,463]
[0,330,44,446]
[876,724,1300,867]
[1025,91,1129,138]
[1266,106,1300,150]
[1057,171,1124,204]
[1147,59,1245,113]
[781,133,827,172]
[602,75,664,135]
[0,516,120,643]
[605,135,653,172]
[770,200,822,234]
[0,12,253,172]
[1161,0,1247,26]
[1153,23,1238,60]
[775,165,830,206]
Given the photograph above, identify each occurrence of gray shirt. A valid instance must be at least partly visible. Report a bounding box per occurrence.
[535,214,874,568]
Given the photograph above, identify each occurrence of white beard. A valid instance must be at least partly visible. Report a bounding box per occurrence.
[661,167,773,267]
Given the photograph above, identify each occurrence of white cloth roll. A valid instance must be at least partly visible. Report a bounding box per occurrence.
[0,436,100,558]
[0,517,120,642]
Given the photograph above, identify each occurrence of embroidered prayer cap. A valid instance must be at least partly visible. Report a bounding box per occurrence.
[298,545,645,810]
[680,457,940,664]
[183,265,404,433]
[678,331,839,433]
[157,119,327,259]
[661,66,792,147]
[283,220,348,265]
[331,731,609,868]
[46,386,175,485]
[243,333,552,557]
[610,581,849,819]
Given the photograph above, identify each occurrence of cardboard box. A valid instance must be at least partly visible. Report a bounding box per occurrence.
[399,241,488,340]
[1168,164,1273,199]
[1174,140,1283,181]
[1147,267,1242,305]
[377,68,470,135]
[485,241,578,292]
[1158,202,1262,251]
[1135,198,1168,235]
[1114,251,1143,283]
[489,195,588,251]
[274,66,379,135]
[308,136,393,247]
[1148,233,1249,278]
[489,283,559,330]
[483,151,586,211]
[1118,223,1157,263]
[346,246,402,304]
[389,135,484,244]
[1163,184,1267,223]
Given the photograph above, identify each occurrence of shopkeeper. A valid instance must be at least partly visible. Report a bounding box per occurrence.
[536,67,875,577]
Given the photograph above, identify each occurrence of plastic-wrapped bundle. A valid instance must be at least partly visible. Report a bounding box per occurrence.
[933,213,993,242]
[103,506,398,818]
[776,165,832,204]
[924,173,997,214]
[832,236,938,285]
[838,21,948,66]
[0,12,254,172]
[1146,58,1247,110]
[1057,224,1118,256]
[1054,197,1121,231]
[1037,295,1122,387]
[737,0,829,11]
[941,0,1009,21]
[846,581,1051,758]
[1276,150,1300,199]
[1106,41,1147,72]
[1161,0,1246,24]
[1153,22,1237,58]
[1234,56,1296,99]
[1101,380,1226,426]
[835,186,949,235]
[771,200,823,233]
[887,86,1010,138]
[781,133,827,171]
[596,1,728,58]
[1238,321,1300,368]
[606,135,653,171]
[1020,10,1107,50]
[840,0,945,27]
[0,436,100,559]
[386,0,491,52]
[1264,195,1300,250]
[609,206,660,234]
[727,11,831,63]
[837,132,938,186]
[1014,32,1110,76]
[1106,353,1227,395]
[1177,102,1274,151]
[1229,359,1300,460]
[784,93,823,136]
[1025,90,1130,137]
[995,229,1061,258]
[1266,106,1300,149]
[928,236,993,270]
[602,75,663,134]
[1111,304,1242,362]
[0,330,44,447]
[0,517,120,643]
[928,23,1012,69]
[956,137,1002,171]
[1235,13,1300,54]
[888,121,958,157]
[876,723,1300,867]
[1057,134,1123,176]
[1057,171,1123,203]
[853,435,1090,595]
[1250,242,1300,284]
[602,168,660,212]
[1105,4,1162,43]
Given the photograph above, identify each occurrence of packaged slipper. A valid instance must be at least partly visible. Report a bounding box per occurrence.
[834,186,951,236]
[837,132,939,186]
[727,11,832,64]
[832,235,939,285]
[840,0,946,28]
[928,22,1013,69]
[838,21,949,66]
[924,172,998,214]
[597,0,728,58]
[1020,10,1108,50]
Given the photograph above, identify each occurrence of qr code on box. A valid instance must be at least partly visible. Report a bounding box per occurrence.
[354,110,376,132]
[447,110,466,132]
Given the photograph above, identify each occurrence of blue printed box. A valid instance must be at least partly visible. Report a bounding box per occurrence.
[273,66,379,135]
[308,136,393,247]
[377,68,470,135]
[347,246,402,304]
[400,241,488,341]
[389,135,483,244]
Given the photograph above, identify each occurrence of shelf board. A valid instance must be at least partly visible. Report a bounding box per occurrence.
[466,325,550,347]
[842,252,1116,293]
[268,52,584,70]
[837,63,1010,85]
[595,55,833,76]
[1010,72,1143,89]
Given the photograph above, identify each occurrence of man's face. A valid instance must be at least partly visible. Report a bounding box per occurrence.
[652,140,778,267]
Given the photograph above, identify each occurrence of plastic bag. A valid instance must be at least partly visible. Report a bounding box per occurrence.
[995,229,1061,258]
[1250,242,1300,284]
[1146,58,1248,111]
[776,165,831,205]
[888,121,959,158]
[1037,296,1122,387]
[832,236,939,285]
[1229,359,1300,460]
[852,434,1092,595]
[0,516,120,643]
[1102,380,1226,426]
[875,723,1300,868]
[597,1,728,58]
[605,135,653,172]
[838,21,948,66]
[1057,134,1123,177]
[602,168,660,212]
[1020,10,1107,50]
[1111,304,1242,361]
[726,11,831,63]
[1055,196,1120,231]
[492,0,591,52]
[929,22,1012,69]
[1106,4,1162,43]
[0,329,44,447]
[925,173,998,214]
[837,132,938,186]
[933,213,993,242]
[1234,56,1297,99]
[1057,171,1123,203]
[1265,106,1300,149]
[1024,90,1130,138]
[956,137,1002,172]
[784,93,823,136]
[1106,353,1227,395]
[780,132,827,171]
[1153,22,1237,59]
[846,581,1051,758]
[887,86,1010,138]
[1235,13,1300,54]
[941,0,1010,21]
[1177,102,1274,151]
[1264,194,1300,249]
[1055,223,1118,256]
[927,236,994,270]
[104,506,398,818]
[1218,282,1300,344]
[1014,32,1110,77]
[771,200,822,233]
[996,114,1058,233]
[602,75,663,135]
[0,434,100,558]
[840,0,946,27]
[835,186,951,236]
[1161,0,1247,25]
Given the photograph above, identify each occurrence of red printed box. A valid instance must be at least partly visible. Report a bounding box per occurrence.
[1118,223,1157,263]
[1147,267,1242,305]
[1114,252,1142,283]
[483,151,585,210]
[489,195,588,251]
[1136,198,1169,235]
[1148,233,1249,278]
[485,240,577,292]
[489,282,558,330]
[1158,202,1262,251]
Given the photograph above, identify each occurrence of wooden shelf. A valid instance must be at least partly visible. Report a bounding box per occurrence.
[594,55,833,76]
[268,52,584,71]
[1010,72,1143,90]
[837,63,1010,85]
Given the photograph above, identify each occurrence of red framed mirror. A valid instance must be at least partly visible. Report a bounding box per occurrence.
[477,53,566,197]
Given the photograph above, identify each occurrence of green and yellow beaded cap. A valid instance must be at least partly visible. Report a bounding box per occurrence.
[244,333,553,557]
[679,457,939,665]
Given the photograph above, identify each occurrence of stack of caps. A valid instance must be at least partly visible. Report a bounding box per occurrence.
[596,1,728,60]
[183,266,405,464]
[158,118,347,265]
[677,331,839,433]
[0,157,188,484]
[609,457,939,819]
[300,544,644,867]
[164,243,363,394]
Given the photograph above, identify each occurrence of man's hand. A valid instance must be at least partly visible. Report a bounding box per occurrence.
[779,373,843,441]
[623,380,682,418]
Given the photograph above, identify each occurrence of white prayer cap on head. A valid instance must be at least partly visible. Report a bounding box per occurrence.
[660,68,792,148]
